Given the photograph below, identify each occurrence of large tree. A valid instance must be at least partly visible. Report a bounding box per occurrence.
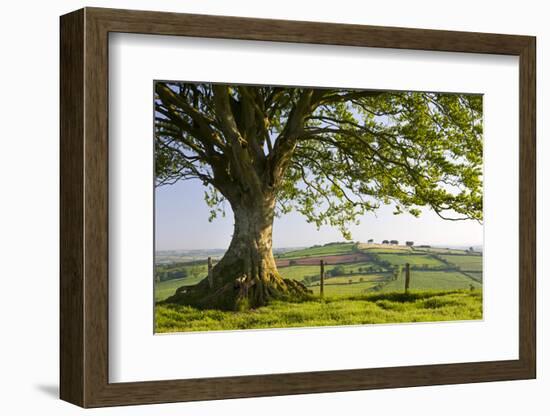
[155,82,482,310]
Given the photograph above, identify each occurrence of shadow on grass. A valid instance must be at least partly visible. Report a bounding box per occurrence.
[351,290,467,303]
[158,289,480,311]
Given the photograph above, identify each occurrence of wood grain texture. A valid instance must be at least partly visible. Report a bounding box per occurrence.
[59,7,537,408]
[89,7,532,54]
[518,38,537,375]
[83,10,110,406]
[59,8,84,407]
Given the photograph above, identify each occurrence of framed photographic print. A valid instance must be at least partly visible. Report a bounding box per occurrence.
[60,7,536,408]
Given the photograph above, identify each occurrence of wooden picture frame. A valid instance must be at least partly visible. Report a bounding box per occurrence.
[60,7,536,408]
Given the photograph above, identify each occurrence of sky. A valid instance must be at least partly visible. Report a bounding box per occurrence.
[155,178,483,251]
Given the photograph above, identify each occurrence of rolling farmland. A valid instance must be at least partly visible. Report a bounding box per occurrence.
[156,241,482,301]
[276,242,357,259]
[154,241,483,332]
[375,253,443,267]
[439,254,483,271]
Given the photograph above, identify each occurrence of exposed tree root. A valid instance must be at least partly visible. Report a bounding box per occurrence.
[162,270,311,311]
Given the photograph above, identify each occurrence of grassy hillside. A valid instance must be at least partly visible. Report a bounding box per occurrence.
[156,289,482,332]
[379,270,481,292]
[155,242,483,302]
[154,267,207,302]
[360,247,413,253]
[279,264,335,281]
[155,277,188,302]
[376,253,443,267]
[277,242,355,259]
[414,247,470,254]
[279,262,380,281]
[309,279,383,297]
[439,254,482,271]
[466,272,483,282]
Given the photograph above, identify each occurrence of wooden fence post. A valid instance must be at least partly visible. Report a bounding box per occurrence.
[405,263,411,293]
[320,260,325,298]
[207,257,213,288]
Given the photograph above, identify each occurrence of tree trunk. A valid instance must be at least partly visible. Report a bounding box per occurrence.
[163,195,311,310]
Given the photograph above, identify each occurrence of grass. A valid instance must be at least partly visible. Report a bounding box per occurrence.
[464,271,483,282]
[278,262,379,282]
[155,261,481,303]
[309,280,381,296]
[376,253,443,267]
[155,278,188,302]
[379,270,481,292]
[154,242,484,331]
[154,263,208,290]
[414,247,468,254]
[439,255,483,271]
[361,247,412,253]
[155,271,208,302]
[155,289,482,332]
[277,243,355,259]
[332,261,380,273]
[322,273,386,285]
[278,264,335,281]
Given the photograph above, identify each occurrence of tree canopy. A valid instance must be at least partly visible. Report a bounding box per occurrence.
[155,83,483,240]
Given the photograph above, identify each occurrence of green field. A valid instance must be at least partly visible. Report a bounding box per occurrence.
[376,253,443,267]
[277,243,355,259]
[155,262,208,282]
[155,266,480,302]
[156,289,482,332]
[155,277,189,302]
[330,261,381,273]
[361,247,412,253]
[278,264,335,281]
[278,262,380,282]
[379,270,481,292]
[155,270,389,302]
[439,255,483,271]
[464,272,483,282]
[155,243,483,302]
[414,247,470,254]
[321,273,386,285]
[309,280,382,296]
[154,242,483,331]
